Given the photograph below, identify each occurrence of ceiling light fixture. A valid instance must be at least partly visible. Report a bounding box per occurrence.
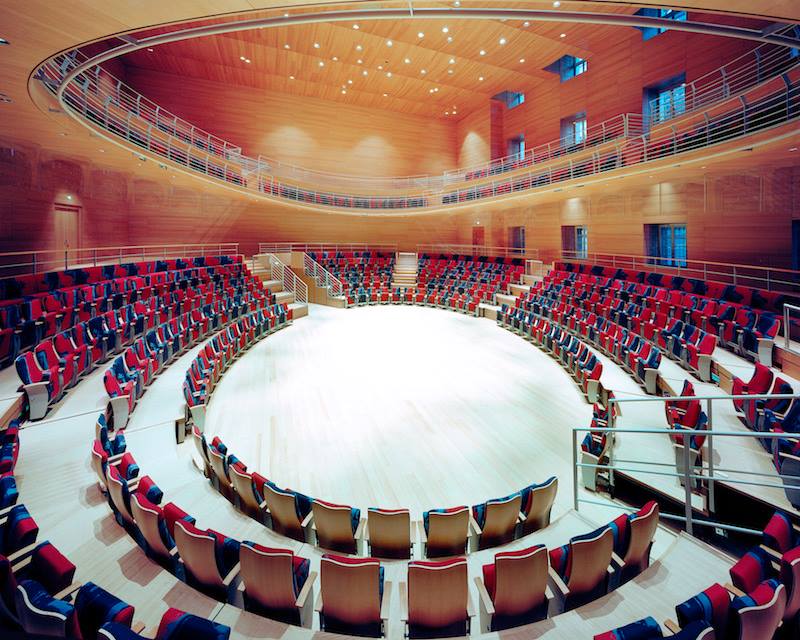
[553,1,561,6]
[418,32,424,38]
[499,37,507,45]
[378,65,383,70]
[386,40,393,47]
[790,147,798,152]
[445,111,450,115]
[519,58,525,63]
[447,36,453,43]
[404,58,411,64]
[289,75,295,79]
[560,33,566,38]
[313,42,320,48]
[341,89,347,94]
[449,58,455,64]
[448,69,454,74]
[347,79,353,84]
[284,44,290,49]
[362,70,368,76]
[523,21,530,27]
[318,61,325,67]
[386,71,392,77]
[479,49,486,56]
[357,59,363,64]
[478,76,484,81]
[421,69,427,74]
[383,93,389,97]
[0,38,9,45]
[353,24,359,29]
[332,56,338,61]
[146,47,154,52]
[442,26,449,33]
[356,44,363,51]
[283,12,289,17]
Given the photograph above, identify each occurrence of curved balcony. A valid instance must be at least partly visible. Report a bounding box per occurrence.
[35,31,800,212]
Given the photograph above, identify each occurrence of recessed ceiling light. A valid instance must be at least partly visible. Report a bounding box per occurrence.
[479,50,486,56]
[0,38,9,46]
[404,58,411,64]
[445,111,450,115]
[434,87,439,92]
[519,58,525,63]
[499,37,507,45]
[357,59,363,64]
[341,89,347,94]
[421,69,427,74]
[383,93,388,97]
[448,69,454,74]
[332,56,338,61]
[99,149,105,153]
[362,70,368,76]
[386,40,393,47]
[523,21,530,27]
[442,26,449,33]
[447,36,453,43]
[356,44,363,51]
[378,65,383,70]
[318,61,325,67]
[245,58,251,63]
[347,79,353,84]
[146,47,154,52]
[283,12,289,17]
[791,147,799,152]
[386,71,392,77]
[560,33,566,38]
[240,56,245,61]
[478,76,484,81]
[313,42,320,49]
[289,75,295,80]
[418,32,425,38]
[449,58,455,64]
[700,165,706,168]
[353,24,359,29]
[553,1,561,6]
[284,44,290,49]
[66,195,72,201]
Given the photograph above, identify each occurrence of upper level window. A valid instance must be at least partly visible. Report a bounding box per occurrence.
[544,55,588,82]
[493,91,525,109]
[507,134,525,159]
[635,8,687,40]
[561,112,587,146]
[646,223,687,267]
[644,73,686,125]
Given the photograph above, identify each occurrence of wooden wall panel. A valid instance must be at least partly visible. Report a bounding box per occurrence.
[455,106,490,169]
[125,68,458,179]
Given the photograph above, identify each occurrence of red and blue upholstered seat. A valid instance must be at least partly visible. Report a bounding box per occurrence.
[675,582,731,637]
[1,504,38,555]
[161,502,196,541]
[762,511,797,553]
[15,350,62,403]
[730,547,772,592]
[319,554,384,636]
[178,520,241,593]
[471,492,520,530]
[593,616,663,639]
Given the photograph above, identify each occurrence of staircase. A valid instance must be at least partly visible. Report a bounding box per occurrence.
[392,252,418,289]
[250,254,309,318]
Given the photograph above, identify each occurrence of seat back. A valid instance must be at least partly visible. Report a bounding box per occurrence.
[320,555,381,630]
[566,527,613,596]
[408,559,468,632]
[426,508,469,557]
[130,494,172,563]
[263,484,304,540]
[780,547,800,620]
[173,521,224,591]
[624,501,660,573]
[208,448,230,489]
[312,501,358,553]
[523,476,558,532]
[105,467,134,527]
[493,545,548,618]
[735,581,786,640]
[480,494,522,548]
[230,467,262,514]
[239,544,297,611]
[367,509,411,559]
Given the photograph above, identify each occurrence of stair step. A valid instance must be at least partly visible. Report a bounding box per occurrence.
[261,279,284,292]
[288,302,309,318]
[275,291,295,305]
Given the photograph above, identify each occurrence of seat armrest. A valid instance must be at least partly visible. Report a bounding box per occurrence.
[8,541,40,564]
[469,515,482,536]
[54,582,82,601]
[301,512,314,528]
[548,566,570,599]
[518,510,527,524]
[361,521,369,541]
[355,517,367,540]
[380,580,392,621]
[417,520,427,543]
[222,562,240,587]
[466,589,476,618]
[725,582,745,598]
[759,544,781,561]
[611,551,625,568]
[473,577,495,616]
[295,570,317,608]
[131,622,146,635]
[664,619,681,635]
[398,581,408,621]
[313,589,323,614]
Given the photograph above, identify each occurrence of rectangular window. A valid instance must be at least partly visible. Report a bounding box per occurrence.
[492,91,525,110]
[635,8,687,40]
[561,225,588,258]
[575,226,588,259]
[507,134,525,159]
[646,223,687,267]
[643,73,687,125]
[561,112,587,147]
[509,226,526,255]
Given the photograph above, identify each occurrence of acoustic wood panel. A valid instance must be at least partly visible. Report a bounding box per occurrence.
[125,68,458,179]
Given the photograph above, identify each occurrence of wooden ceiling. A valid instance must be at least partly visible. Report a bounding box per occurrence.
[117,3,657,119]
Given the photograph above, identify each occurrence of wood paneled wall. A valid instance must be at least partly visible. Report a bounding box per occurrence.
[455,106,490,169]
[125,69,458,179]
[502,25,754,151]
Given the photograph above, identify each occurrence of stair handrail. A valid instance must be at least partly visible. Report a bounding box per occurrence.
[263,253,308,304]
[303,253,344,298]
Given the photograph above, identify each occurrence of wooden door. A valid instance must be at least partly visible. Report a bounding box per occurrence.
[472,226,485,247]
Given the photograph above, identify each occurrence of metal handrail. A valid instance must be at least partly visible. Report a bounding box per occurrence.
[559,250,800,293]
[416,244,539,260]
[259,242,398,255]
[261,253,308,305]
[302,253,344,298]
[0,243,240,277]
[574,390,800,536]
[784,303,800,351]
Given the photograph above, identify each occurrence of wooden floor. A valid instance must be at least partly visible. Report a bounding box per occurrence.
[8,303,746,637]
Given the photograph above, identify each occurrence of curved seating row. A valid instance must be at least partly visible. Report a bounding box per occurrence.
[196,427,558,557]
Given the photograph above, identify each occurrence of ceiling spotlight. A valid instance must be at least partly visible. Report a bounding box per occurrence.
[313,42,320,48]
[404,58,411,64]
[341,89,347,94]
[790,147,798,152]
[386,71,392,77]
[289,75,295,79]
[347,79,353,84]
[479,50,486,56]
[283,12,289,17]
[519,58,525,63]
[245,58,251,63]
[240,56,245,61]
[442,26,449,33]
[362,70,368,76]
[553,1,561,6]
[418,32,425,38]
[523,21,530,27]
[429,88,435,93]
[386,40,393,47]
[352,24,359,29]
[378,65,383,70]
[449,58,455,64]
[318,61,325,67]
[434,87,439,92]
[453,0,461,6]
[357,58,363,64]
[421,69,427,74]
[445,111,450,115]
[448,69,454,74]
[478,76,484,81]
[560,33,566,38]
[383,93,388,97]
[499,37,507,45]
[332,56,338,61]
[66,195,72,201]
[356,44,363,51]
[284,44,290,49]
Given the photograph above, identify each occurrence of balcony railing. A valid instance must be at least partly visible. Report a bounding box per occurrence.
[416,243,539,260]
[0,243,240,279]
[37,38,800,211]
[258,242,398,255]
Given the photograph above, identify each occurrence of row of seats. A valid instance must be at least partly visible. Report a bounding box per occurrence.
[260,180,428,209]
[197,428,558,556]
[2,255,246,368]
[597,510,800,639]
[308,251,395,301]
[15,262,269,420]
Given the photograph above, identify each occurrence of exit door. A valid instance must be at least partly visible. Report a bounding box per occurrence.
[54,203,80,263]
